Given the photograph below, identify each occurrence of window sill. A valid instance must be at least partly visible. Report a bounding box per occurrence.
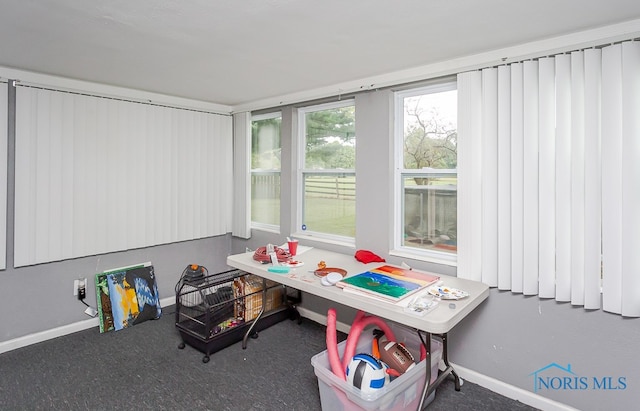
[250,224,280,234]
[389,248,457,268]
[292,232,355,250]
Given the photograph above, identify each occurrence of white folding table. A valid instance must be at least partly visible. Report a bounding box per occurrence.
[227,247,489,409]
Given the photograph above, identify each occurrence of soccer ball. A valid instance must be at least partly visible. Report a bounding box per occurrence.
[346,353,390,394]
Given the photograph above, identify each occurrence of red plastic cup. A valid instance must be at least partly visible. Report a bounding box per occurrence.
[287,240,299,256]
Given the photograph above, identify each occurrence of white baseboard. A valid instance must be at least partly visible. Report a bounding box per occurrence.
[0,296,175,355]
[0,316,100,355]
[446,364,579,411]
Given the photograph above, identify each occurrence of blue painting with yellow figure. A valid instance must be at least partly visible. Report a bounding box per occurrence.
[107,271,141,331]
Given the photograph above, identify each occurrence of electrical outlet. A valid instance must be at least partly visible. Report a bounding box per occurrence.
[78,278,87,300]
[74,278,87,300]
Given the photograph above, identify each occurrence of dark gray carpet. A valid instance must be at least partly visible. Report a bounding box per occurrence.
[0,307,537,410]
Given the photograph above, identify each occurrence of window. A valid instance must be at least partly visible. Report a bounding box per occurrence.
[297,100,356,241]
[251,112,282,229]
[395,82,457,261]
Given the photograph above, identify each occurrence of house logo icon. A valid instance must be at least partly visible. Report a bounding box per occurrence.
[529,363,581,392]
[529,363,627,392]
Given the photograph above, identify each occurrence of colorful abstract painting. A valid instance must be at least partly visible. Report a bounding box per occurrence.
[337,265,439,302]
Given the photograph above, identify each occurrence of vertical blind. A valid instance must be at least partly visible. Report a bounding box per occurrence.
[457,41,640,317]
[0,82,7,269]
[14,86,233,267]
[232,111,251,239]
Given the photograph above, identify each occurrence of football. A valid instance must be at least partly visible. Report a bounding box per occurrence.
[378,339,416,375]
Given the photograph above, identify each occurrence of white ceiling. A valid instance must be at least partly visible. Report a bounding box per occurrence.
[2,0,640,109]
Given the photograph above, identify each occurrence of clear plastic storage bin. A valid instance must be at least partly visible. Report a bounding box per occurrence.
[311,322,442,411]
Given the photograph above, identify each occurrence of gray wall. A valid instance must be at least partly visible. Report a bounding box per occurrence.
[231,88,639,411]
[449,290,639,410]
[0,235,232,342]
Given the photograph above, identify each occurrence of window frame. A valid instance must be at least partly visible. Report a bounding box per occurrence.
[392,81,458,265]
[295,99,356,246]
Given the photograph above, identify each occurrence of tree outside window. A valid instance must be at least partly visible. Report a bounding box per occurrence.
[300,101,356,239]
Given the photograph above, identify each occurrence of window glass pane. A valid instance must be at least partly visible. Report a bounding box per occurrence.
[251,114,281,226]
[305,106,355,169]
[403,90,457,170]
[403,173,457,253]
[301,103,355,238]
[400,87,457,255]
[303,172,355,237]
